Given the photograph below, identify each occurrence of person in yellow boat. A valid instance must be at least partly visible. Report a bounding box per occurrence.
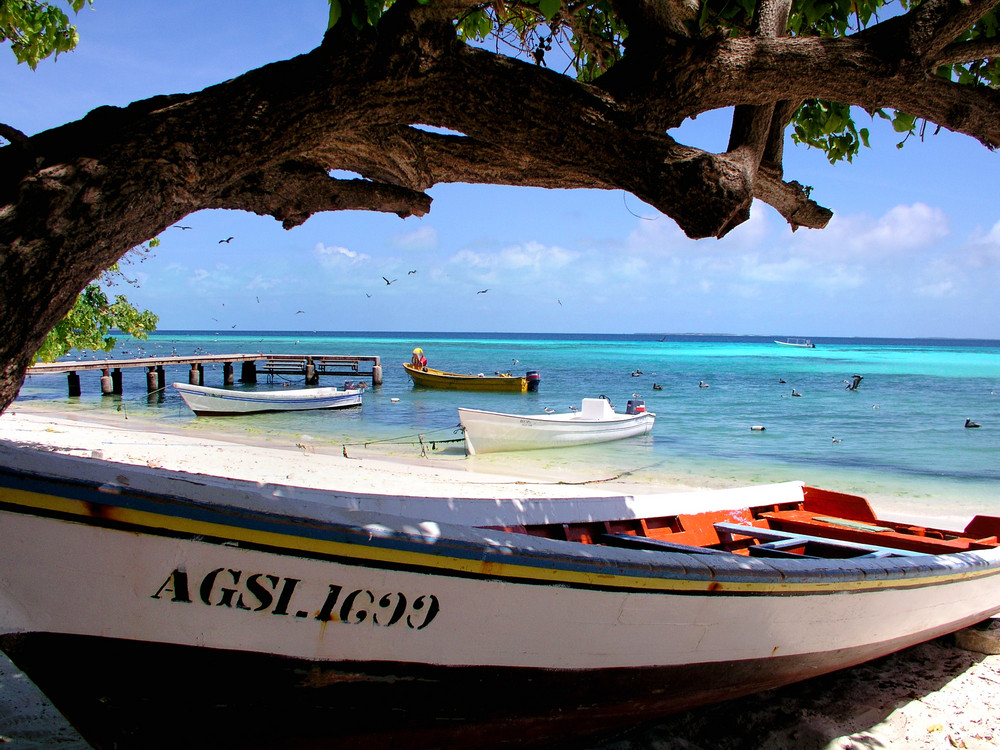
[411,347,427,369]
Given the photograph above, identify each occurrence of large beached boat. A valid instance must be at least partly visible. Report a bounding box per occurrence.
[458,397,655,455]
[172,382,362,415]
[1,442,999,749]
[403,363,540,392]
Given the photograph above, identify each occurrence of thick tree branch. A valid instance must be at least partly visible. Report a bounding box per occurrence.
[0,122,28,147]
[877,0,1000,63]
[209,161,432,228]
[936,39,1000,66]
[720,0,792,234]
[609,0,699,39]
[629,36,1000,148]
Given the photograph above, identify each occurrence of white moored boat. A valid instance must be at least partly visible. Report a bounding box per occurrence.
[774,337,815,348]
[172,382,362,415]
[2,444,999,749]
[458,397,655,455]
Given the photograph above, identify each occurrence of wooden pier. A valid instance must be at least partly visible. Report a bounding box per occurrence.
[26,354,382,396]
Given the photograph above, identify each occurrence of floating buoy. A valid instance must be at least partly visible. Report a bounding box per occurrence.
[750,425,766,431]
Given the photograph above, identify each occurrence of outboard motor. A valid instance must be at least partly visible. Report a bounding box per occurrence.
[526,370,541,392]
[626,399,646,414]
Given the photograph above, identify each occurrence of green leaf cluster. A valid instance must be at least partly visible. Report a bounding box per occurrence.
[454,0,625,82]
[35,240,160,363]
[34,284,159,362]
[791,99,870,163]
[327,0,399,31]
[1,0,92,69]
[935,8,1000,89]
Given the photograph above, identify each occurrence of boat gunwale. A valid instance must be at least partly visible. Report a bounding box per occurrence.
[3,453,1000,596]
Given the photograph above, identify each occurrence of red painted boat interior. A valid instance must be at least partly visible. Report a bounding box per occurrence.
[487,486,1000,557]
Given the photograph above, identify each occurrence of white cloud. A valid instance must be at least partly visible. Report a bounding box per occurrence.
[314,243,369,266]
[985,218,1000,245]
[243,274,279,291]
[450,241,577,275]
[392,225,438,251]
[790,202,949,261]
[914,278,957,298]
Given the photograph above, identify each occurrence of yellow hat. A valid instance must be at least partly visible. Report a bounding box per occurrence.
[413,347,423,354]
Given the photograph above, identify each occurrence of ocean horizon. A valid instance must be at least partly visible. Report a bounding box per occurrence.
[15,330,1000,523]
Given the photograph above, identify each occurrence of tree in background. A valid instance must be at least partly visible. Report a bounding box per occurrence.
[33,241,160,363]
[1,0,998,411]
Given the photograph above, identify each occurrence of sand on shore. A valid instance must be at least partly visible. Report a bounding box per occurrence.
[0,408,998,750]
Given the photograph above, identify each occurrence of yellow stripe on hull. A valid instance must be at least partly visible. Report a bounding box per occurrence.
[4,485,997,597]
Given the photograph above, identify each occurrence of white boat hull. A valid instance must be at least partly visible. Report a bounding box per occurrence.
[173,382,362,415]
[1,447,998,748]
[459,399,655,455]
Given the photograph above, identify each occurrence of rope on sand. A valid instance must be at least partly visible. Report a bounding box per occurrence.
[341,425,465,459]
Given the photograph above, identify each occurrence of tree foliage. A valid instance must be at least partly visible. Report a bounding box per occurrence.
[33,241,160,363]
[34,282,159,362]
[0,0,91,69]
[1,0,999,412]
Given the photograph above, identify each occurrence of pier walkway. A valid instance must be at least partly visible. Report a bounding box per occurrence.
[26,354,382,396]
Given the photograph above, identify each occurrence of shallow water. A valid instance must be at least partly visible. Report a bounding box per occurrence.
[15,331,1000,521]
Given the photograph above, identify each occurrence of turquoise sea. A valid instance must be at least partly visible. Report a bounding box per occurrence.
[14,331,1000,522]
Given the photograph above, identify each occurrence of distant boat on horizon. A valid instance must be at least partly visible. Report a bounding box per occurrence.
[775,338,816,349]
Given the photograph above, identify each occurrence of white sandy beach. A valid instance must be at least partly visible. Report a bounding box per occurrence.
[0,407,998,750]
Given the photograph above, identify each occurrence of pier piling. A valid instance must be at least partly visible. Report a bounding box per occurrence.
[29,353,381,395]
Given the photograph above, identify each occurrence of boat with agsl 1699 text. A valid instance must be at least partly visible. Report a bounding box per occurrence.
[458,397,655,455]
[1,441,999,750]
[172,382,362,415]
[403,363,540,392]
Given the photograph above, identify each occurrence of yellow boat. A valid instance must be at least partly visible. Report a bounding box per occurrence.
[403,363,540,392]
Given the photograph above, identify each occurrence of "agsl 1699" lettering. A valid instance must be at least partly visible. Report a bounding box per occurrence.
[151,567,440,629]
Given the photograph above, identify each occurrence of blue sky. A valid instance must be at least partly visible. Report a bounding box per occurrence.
[4,0,999,338]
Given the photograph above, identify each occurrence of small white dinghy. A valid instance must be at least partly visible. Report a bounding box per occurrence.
[458,397,655,455]
[172,382,362,416]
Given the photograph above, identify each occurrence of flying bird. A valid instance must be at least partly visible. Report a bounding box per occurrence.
[219,237,234,243]
[365,293,372,298]
[383,276,397,285]
[408,269,417,275]
[477,289,489,294]
[173,225,191,230]
[296,310,305,314]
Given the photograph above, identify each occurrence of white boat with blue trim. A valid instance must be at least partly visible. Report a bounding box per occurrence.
[172,382,362,415]
[1,441,998,749]
[458,396,655,455]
